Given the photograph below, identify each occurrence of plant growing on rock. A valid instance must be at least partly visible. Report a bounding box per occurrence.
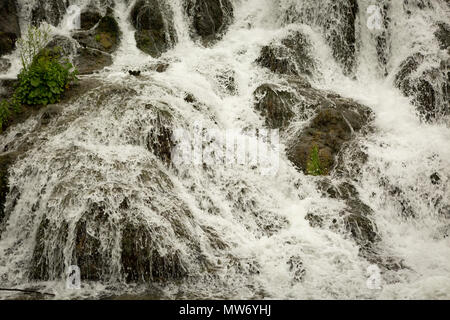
[16,48,78,105]
[306,145,325,176]
[15,25,78,106]
[0,95,21,131]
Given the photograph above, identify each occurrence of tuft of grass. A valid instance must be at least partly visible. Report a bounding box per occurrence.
[306,145,325,176]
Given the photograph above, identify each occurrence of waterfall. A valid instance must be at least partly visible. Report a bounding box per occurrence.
[0,0,449,299]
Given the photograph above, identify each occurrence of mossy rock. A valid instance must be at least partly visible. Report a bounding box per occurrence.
[287,97,372,175]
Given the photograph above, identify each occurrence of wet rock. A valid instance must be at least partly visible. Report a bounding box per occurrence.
[128,70,141,76]
[374,2,391,75]
[430,172,441,185]
[0,153,15,228]
[287,255,306,283]
[394,52,449,121]
[0,79,17,100]
[287,97,372,175]
[121,223,187,283]
[73,48,113,75]
[80,9,102,30]
[435,22,450,52]
[38,105,63,127]
[0,0,21,56]
[146,109,174,165]
[29,216,68,280]
[131,0,177,57]
[327,0,359,75]
[314,179,380,249]
[151,62,170,73]
[403,0,433,14]
[73,15,121,54]
[185,0,233,45]
[253,84,296,129]
[46,35,79,58]
[184,93,195,103]
[31,0,67,27]
[281,0,359,75]
[256,31,315,77]
[72,203,111,281]
[0,58,11,73]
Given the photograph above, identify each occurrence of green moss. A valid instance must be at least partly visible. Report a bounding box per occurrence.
[306,145,325,176]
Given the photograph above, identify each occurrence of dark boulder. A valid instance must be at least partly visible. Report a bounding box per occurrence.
[73,15,121,54]
[256,31,315,77]
[185,0,233,45]
[314,179,380,249]
[435,22,450,52]
[31,0,67,27]
[73,48,113,75]
[71,15,120,74]
[29,216,68,280]
[146,109,174,165]
[80,9,102,30]
[0,0,21,56]
[131,0,177,57]
[394,53,449,121]
[287,96,372,175]
[46,35,79,58]
[121,223,187,283]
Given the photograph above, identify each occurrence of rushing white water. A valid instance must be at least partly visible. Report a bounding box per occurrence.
[0,0,449,299]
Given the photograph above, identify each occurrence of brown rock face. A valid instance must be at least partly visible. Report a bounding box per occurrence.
[185,0,234,45]
[131,0,177,57]
[287,97,372,175]
[0,0,21,56]
[394,52,449,121]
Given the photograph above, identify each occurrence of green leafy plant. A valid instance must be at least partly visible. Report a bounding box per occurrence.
[0,95,21,132]
[16,48,78,106]
[306,145,325,176]
[0,25,78,132]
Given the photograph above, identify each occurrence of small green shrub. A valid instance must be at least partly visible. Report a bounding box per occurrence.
[0,95,21,132]
[16,48,78,106]
[306,145,324,176]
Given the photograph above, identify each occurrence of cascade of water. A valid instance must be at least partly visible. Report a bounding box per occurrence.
[0,0,449,299]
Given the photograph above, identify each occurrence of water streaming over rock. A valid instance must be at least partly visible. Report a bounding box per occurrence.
[0,0,449,299]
